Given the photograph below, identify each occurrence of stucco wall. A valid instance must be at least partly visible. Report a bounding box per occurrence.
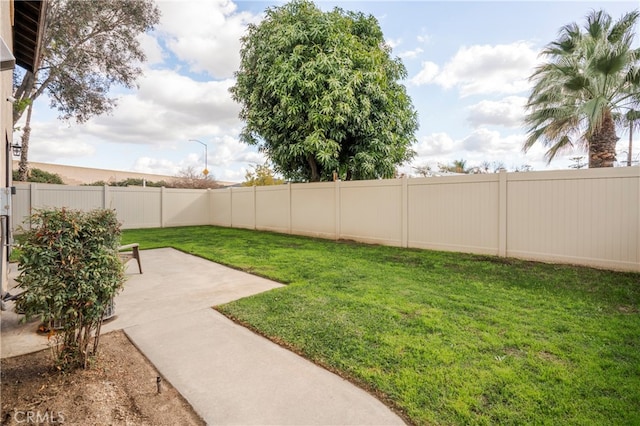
[1,0,14,294]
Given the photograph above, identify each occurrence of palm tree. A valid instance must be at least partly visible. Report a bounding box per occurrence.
[624,109,640,165]
[439,159,470,174]
[524,9,640,168]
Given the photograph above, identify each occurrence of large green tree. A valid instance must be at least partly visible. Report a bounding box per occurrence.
[230,0,418,182]
[13,0,160,181]
[524,9,640,167]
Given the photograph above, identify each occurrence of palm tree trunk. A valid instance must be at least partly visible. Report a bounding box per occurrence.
[17,102,34,181]
[629,119,633,167]
[588,110,618,168]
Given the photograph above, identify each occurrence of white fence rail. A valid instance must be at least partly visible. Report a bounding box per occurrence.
[11,167,640,272]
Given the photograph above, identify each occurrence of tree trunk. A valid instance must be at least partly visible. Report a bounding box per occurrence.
[13,71,36,125]
[629,119,633,167]
[307,154,320,182]
[588,110,618,168]
[17,102,34,181]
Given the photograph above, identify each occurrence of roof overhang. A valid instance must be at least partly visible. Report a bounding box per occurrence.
[0,38,15,71]
[13,0,47,73]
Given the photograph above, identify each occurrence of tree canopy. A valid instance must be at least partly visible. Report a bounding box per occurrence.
[230,0,418,182]
[242,163,285,186]
[524,9,640,167]
[13,0,161,180]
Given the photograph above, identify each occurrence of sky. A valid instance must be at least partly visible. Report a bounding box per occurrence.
[17,0,640,182]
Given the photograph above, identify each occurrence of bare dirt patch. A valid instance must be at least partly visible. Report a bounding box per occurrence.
[617,305,639,314]
[1,330,204,425]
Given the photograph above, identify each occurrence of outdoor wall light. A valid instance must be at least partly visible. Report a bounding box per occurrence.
[11,143,21,157]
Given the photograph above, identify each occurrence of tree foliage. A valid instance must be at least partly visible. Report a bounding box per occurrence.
[172,167,222,189]
[12,0,161,180]
[230,0,418,182]
[84,178,169,188]
[524,9,640,167]
[438,159,471,174]
[12,168,64,184]
[84,171,222,189]
[15,208,125,370]
[242,163,285,186]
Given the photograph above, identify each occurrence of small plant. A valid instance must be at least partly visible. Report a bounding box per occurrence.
[15,208,125,370]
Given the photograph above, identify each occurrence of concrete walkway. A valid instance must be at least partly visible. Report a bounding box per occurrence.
[1,248,404,425]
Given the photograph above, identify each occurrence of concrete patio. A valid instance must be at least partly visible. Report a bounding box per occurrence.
[1,247,404,425]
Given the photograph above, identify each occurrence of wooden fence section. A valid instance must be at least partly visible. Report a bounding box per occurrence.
[11,167,640,272]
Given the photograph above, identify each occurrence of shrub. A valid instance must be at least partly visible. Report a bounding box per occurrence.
[15,208,125,370]
[84,178,169,187]
[13,168,65,184]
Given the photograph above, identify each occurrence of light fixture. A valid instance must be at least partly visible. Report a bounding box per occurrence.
[11,143,21,157]
[188,139,209,176]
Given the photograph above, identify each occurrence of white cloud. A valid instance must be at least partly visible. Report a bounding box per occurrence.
[461,128,523,154]
[208,134,264,168]
[417,34,430,44]
[22,121,96,162]
[82,69,241,145]
[407,128,563,173]
[133,157,182,176]
[414,132,459,157]
[410,61,439,86]
[397,30,431,61]
[156,0,261,79]
[467,96,527,128]
[386,37,402,49]
[410,42,539,96]
[398,47,424,60]
[412,129,527,168]
[138,33,165,66]
[131,133,265,182]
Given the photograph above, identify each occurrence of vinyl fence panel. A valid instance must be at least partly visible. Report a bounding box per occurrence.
[407,175,500,255]
[109,186,162,229]
[13,167,640,272]
[290,182,336,239]
[161,188,210,227]
[209,168,639,271]
[230,186,256,230]
[255,185,290,233]
[338,180,404,246]
[506,168,639,271]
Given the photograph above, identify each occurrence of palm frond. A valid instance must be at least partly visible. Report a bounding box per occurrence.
[607,10,639,43]
[544,136,574,163]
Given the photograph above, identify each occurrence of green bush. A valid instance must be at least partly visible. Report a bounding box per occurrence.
[13,168,65,184]
[84,178,168,187]
[15,208,125,370]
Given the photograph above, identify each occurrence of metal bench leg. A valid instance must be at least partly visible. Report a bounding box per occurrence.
[133,245,142,274]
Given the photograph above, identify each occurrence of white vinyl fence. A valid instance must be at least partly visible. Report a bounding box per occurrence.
[11,167,640,272]
[210,168,640,272]
[13,184,211,231]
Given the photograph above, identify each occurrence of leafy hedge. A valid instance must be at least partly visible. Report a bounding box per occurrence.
[13,168,64,184]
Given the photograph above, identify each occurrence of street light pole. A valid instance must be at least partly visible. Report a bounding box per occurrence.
[189,139,209,176]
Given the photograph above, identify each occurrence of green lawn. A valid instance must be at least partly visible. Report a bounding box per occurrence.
[123,226,640,425]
